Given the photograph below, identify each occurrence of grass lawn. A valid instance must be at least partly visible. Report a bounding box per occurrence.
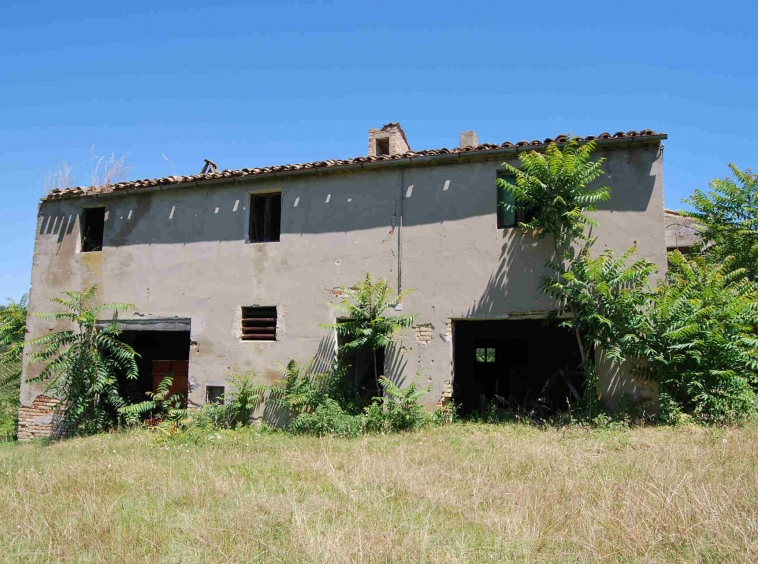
[1,423,757,563]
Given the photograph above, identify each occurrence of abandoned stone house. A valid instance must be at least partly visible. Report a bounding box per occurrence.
[18,123,669,438]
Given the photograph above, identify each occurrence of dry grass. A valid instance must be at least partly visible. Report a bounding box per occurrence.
[1,423,757,563]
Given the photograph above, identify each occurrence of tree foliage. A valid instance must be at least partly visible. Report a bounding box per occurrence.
[546,248,758,423]
[684,164,758,279]
[118,374,186,424]
[271,358,355,415]
[268,358,364,437]
[498,139,614,378]
[0,295,27,440]
[364,373,431,433]
[630,253,758,423]
[542,246,657,366]
[192,371,267,430]
[322,274,416,395]
[497,139,610,250]
[223,371,267,426]
[499,141,758,423]
[269,359,432,437]
[0,294,27,386]
[26,286,138,435]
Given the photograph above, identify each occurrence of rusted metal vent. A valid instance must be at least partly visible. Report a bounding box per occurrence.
[241,306,277,341]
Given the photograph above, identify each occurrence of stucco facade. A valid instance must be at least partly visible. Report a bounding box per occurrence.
[19,128,667,434]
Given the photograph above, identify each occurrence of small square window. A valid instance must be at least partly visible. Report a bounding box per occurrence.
[475,347,496,363]
[81,207,105,252]
[249,193,281,243]
[206,385,225,404]
[497,174,536,229]
[241,306,277,341]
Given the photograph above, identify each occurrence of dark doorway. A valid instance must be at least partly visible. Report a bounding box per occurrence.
[119,330,191,404]
[336,328,385,399]
[453,319,581,416]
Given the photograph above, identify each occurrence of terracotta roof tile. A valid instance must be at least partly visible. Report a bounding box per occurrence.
[43,129,664,201]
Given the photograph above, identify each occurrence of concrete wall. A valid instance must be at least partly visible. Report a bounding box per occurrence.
[21,143,666,414]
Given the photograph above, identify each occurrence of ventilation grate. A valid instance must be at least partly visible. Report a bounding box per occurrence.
[241,306,277,341]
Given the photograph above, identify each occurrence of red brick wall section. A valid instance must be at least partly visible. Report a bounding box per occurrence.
[17,395,63,441]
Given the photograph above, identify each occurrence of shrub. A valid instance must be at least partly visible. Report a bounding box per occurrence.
[194,401,236,430]
[638,253,758,423]
[223,371,266,427]
[322,274,415,397]
[551,249,758,424]
[268,358,432,436]
[119,374,187,425]
[429,402,458,426]
[288,399,365,437]
[0,363,20,441]
[26,286,137,435]
[268,359,364,436]
[364,373,431,433]
[0,295,27,441]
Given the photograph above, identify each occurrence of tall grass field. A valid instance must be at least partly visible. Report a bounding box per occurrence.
[1,423,757,562]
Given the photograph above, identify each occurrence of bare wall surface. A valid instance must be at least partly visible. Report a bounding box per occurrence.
[22,144,666,410]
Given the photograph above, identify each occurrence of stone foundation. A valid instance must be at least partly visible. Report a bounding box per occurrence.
[17,395,63,441]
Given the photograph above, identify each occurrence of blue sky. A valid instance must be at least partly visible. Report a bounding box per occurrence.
[1,0,756,301]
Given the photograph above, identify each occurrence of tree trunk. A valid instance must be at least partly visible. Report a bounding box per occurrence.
[573,323,588,370]
[556,238,590,384]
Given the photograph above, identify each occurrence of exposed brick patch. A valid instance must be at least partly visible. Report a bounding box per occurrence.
[437,380,454,407]
[414,323,434,346]
[17,395,64,441]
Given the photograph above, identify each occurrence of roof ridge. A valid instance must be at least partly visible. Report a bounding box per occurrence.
[44,130,664,201]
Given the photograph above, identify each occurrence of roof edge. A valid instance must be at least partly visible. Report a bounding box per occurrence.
[42,130,666,202]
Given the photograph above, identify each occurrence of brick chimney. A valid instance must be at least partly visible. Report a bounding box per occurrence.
[368,122,410,157]
[460,131,479,147]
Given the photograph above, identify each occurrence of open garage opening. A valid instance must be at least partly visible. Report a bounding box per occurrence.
[453,319,582,417]
[118,327,191,406]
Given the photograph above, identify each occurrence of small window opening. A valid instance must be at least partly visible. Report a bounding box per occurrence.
[475,347,496,363]
[497,174,536,229]
[376,138,390,156]
[81,207,105,252]
[249,193,281,243]
[241,306,277,341]
[206,385,225,404]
